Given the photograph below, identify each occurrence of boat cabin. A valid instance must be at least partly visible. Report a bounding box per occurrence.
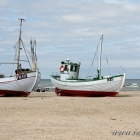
[15,68,33,75]
[0,74,4,78]
[60,59,81,81]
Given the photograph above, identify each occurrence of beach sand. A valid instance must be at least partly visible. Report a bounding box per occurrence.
[0,91,140,140]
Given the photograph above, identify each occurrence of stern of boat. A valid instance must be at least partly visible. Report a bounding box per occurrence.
[32,71,41,91]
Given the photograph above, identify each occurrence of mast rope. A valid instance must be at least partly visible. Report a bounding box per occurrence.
[86,36,125,79]
[21,39,32,69]
[104,40,125,73]
[86,39,100,79]
[10,42,19,76]
[103,41,111,76]
[0,45,15,55]
[0,42,18,76]
[22,33,33,59]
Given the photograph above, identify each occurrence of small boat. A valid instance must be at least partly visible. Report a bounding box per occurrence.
[0,18,41,97]
[50,34,126,97]
[125,83,139,88]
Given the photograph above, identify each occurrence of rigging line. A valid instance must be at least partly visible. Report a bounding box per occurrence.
[0,42,18,55]
[22,34,32,59]
[34,39,37,61]
[10,43,18,76]
[104,40,125,73]
[86,40,100,79]
[0,42,18,76]
[21,39,32,69]
[103,41,111,76]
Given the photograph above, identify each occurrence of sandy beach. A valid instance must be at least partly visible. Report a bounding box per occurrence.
[0,91,140,140]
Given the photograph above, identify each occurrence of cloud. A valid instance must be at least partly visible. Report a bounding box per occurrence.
[104,0,121,4]
[0,0,140,79]
[62,15,87,23]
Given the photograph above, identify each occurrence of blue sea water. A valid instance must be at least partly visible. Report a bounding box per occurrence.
[37,79,55,92]
[37,79,140,92]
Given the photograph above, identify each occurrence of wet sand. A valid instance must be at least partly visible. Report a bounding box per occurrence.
[0,91,140,140]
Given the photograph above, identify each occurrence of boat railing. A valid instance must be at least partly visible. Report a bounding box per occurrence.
[52,75,60,80]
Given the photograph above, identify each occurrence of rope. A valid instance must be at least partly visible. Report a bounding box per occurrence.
[10,43,18,76]
[86,37,125,80]
[86,39,100,79]
[21,39,32,69]
[0,45,15,55]
[22,33,33,60]
[103,41,111,76]
[104,40,125,73]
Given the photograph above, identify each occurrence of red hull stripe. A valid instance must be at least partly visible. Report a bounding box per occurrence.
[55,88,118,97]
[0,90,30,97]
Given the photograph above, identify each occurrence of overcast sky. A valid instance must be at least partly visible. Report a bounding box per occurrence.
[0,0,140,79]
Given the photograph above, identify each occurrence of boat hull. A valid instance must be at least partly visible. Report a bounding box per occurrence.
[55,87,118,97]
[0,90,30,97]
[51,73,126,97]
[0,71,39,97]
[32,72,41,91]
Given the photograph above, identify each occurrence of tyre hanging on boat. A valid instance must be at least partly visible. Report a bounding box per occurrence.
[60,65,64,72]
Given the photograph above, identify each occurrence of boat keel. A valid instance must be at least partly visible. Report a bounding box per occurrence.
[55,87,118,97]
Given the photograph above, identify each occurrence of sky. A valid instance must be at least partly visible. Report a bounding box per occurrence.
[0,0,140,79]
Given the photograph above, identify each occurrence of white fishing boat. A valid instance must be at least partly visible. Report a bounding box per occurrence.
[51,34,126,97]
[0,18,41,97]
[125,83,139,88]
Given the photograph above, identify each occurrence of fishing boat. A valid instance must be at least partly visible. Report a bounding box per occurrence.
[125,83,139,88]
[0,18,41,97]
[50,34,126,97]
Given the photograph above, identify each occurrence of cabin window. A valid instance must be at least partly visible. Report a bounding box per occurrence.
[70,66,73,71]
[70,65,77,72]
[74,66,77,71]
[64,65,68,71]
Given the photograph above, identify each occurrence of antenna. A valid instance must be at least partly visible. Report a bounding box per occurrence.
[18,18,25,21]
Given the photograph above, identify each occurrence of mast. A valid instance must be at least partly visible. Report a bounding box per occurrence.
[30,39,38,71]
[97,34,103,80]
[17,18,25,70]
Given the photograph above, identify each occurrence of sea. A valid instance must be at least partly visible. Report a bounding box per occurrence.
[37,79,140,92]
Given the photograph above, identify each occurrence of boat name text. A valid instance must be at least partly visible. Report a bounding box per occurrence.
[16,74,27,80]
